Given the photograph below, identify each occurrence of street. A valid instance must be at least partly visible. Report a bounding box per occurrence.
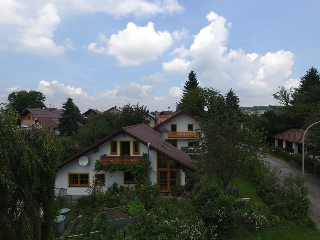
[263,154,320,229]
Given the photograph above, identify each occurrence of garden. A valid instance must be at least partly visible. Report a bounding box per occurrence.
[57,155,320,240]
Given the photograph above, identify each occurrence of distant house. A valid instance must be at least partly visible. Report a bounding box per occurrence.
[21,108,64,134]
[56,123,196,196]
[146,112,156,127]
[106,106,122,114]
[82,109,101,118]
[272,128,312,154]
[154,110,199,153]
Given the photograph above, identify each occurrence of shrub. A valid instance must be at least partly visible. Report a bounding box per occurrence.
[191,175,235,239]
[170,185,185,196]
[316,163,320,177]
[237,203,269,231]
[125,200,144,217]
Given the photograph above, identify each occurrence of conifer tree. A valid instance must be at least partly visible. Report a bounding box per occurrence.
[183,71,199,95]
[58,98,83,136]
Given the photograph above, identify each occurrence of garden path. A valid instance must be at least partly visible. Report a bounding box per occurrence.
[263,154,320,230]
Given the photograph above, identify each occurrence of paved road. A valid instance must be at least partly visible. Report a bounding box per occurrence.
[263,154,320,229]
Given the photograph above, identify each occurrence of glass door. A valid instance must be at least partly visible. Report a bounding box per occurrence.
[158,171,168,191]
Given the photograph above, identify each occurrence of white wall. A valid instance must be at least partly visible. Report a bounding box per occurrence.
[159,114,198,133]
[56,134,158,196]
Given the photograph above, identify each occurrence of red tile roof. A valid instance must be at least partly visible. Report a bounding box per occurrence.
[272,129,307,144]
[155,110,198,129]
[59,123,196,171]
[83,109,101,116]
[22,108,64,129]
[156,115,171,124]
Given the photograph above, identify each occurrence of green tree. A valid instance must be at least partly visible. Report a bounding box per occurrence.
[8,90,46,113]
[183,70,199,95]
[0,104,64,239]
[58,98,83,136]
[225,88,243,121]
[114,103,149,129]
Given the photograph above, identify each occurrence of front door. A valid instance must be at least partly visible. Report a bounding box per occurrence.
[157,154,181,192]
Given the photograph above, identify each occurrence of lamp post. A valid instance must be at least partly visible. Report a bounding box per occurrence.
[302,120,320,176]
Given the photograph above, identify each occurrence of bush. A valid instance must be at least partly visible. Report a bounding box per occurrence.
[125,200,144,217]
[191,175,235,239]
[170,185,185,196]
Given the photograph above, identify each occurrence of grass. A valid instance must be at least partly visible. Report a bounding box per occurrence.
[229,221,320,240]
[228,177,264,205]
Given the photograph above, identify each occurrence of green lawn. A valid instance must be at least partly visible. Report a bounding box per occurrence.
[230,222,320,240]
[228,177,264,205]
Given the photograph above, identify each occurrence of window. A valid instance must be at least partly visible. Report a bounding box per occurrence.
[69,173,89,187]
[157,154,181,192]
[188,124,194,131]
[94,173,106,186]
[110,141,117,155]
[188,142,195,148]
[120,141,130,156]
[133,141,140,155]
[166,139,177,147]
[28,116,30,120]
[171,124,177,132]
[124,171,135,184]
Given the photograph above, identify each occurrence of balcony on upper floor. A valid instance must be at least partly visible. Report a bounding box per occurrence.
[168,131,198,139]
[100,155,141,165]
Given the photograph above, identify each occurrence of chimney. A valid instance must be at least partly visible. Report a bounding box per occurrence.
[168,107,170,111]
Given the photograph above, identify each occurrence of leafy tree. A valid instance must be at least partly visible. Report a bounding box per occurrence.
[58,98,83,136]
[0,104,64,239]
[8,90,46,113]
[183,71,199,95]
[76,103,148,148]
[114,103,148,129]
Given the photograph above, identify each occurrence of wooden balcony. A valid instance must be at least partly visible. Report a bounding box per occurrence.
[168,131,198,139]
[101,156,141,165]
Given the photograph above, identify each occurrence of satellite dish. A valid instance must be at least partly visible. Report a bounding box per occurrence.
[79,156,88,167]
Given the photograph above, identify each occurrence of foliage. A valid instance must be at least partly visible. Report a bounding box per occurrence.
[125,200,144,216]
[58,98,83,136]
[237,203,269,231]
[0,104,65,239]
[225,88,243,121]
[183,70,199,95]
[178,87,208,117]
[191,175,235,239]
[316,163,320,177]
[199,110,265,187]
[170,185,185,196]
[184,168,203,192]
[7,90,46,114]
[94,154,152,184]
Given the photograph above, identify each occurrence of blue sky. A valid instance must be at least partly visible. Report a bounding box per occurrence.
[0,0,319,112]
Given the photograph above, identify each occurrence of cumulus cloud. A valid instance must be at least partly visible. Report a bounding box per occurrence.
[107,22,173,66]
[6,86,20,92]
[37,80,96,109]
[169,87,182,98]
[172,27,189,41]
[139,72,169,83]
[101,82,154,98]
[88,42,106,53]
[162,11,295,105]
[284,78,300,90]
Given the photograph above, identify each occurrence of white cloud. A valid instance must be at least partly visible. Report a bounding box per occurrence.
[88,42,106,53]
[107,22,173,66]
[101,82,154,98]
[64,0,184,17]
[162,58,190,75]
[64,38,76,50]
[172,27,189,41]
[0,0,26,25]
[162,11,295,105]
[139,72,169,83]
[37,80,96,109]
[6,86,20,92]
[169,87,182,98]
[284,78,300,90]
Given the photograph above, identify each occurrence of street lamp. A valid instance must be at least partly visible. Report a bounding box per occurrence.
[302,120,320,176]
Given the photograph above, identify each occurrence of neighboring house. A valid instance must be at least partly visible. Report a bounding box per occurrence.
[21,108,64,134]
[82,109,101,118]
[154,110,199,153]
[106,106,122,114]
[146,112,156,127]
[56,123,196,196]
[272,128,311,154]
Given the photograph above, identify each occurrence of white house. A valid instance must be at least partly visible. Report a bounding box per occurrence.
[154,110,199,153]
[56,123,196,196]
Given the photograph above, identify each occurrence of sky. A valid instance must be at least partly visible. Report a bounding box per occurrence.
[0,0,319,112]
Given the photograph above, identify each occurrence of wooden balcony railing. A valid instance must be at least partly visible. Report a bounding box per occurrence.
[168,131,198,138]
[101,156,141,165]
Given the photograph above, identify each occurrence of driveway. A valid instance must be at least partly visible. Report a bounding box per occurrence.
[263,154,320,229]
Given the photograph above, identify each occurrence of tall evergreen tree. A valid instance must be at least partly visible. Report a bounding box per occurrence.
[225,88,240,111]
[298,67,320,93]
[183,71,199,95]
[58,98,83,136]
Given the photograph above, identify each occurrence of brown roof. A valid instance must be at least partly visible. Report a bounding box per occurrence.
[83,109,101,115]
[156,115,171,124]
[106,106,122,113]
[59,123,196,171]
[159,111,176,115]
[272,129,307,144]
[22,108,64,129]
[155,110,198,129]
